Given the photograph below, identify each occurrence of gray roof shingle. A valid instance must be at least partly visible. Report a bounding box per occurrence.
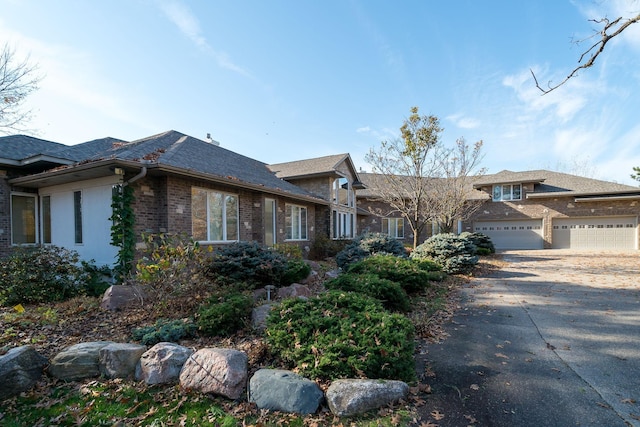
[268,154,350,178]
[0,135,68,160]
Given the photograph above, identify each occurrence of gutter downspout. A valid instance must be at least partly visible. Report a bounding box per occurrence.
[123,166,147,186]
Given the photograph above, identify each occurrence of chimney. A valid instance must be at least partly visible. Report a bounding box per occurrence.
[205,133,220,146]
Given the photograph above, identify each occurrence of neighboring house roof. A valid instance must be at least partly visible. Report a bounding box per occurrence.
[474,169,640,198]
[0,135,75,168]
[357,172,488,200]
[7,130,328,204]
[268,153,366,189]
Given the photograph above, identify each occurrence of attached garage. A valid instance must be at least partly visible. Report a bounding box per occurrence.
[552,216,637,250]
[474,219,544,250]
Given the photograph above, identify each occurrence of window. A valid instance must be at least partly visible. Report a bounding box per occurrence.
[333,177,353,207]
[492,184,522,201]
[333,210,354,238]
[41,195,51,244]
[74,191,83,244]
[286,204,307,240]
[382,217,404,239]
[264,198,276,246]
[11,193,37,244]
[191,188,238,242]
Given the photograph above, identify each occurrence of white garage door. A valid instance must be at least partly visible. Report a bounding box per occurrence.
[552,217,637,250]
[474,219,544,250]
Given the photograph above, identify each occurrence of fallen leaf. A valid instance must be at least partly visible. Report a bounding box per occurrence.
[495,352,509,359]
[431,410,445,420]
[622,398,636,404]
[470,384,480,390]
[464,414,478,424]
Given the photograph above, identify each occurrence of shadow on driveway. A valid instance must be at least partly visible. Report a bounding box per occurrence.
[414,250,640,427]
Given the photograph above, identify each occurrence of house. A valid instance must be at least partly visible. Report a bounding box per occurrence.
[357,169,640,250]
[1,131,330,266]
[467,170,640,250]
[267,154,365,240]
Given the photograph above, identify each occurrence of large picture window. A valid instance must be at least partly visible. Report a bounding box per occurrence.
[382,217,404,239]
[492,184,522,201]
[285,204,307,240]
[11,193,37,245]
[333,177,353,207]
[191,188,239,242]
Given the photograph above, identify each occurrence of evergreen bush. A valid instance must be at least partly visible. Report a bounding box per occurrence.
[335,232,406,270]
[196,291,253,337]
[281,259,311,285]
[411,233,478,274]
[346,254,446,294]
[266,291,416,382]
[131,318,197,346]
[460,231,496,254]
[324,272,411,312]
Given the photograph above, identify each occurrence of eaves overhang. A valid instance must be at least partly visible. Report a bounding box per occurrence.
[0,154,75,168]
[9,159,329,206]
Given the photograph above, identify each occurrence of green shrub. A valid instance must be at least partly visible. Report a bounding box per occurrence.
[273,243,303,260]
[346,254,446,294]
[0,246,91,306]
[206,241,289,288]
[196,291,254,337]
[308,233,348,260]
[460,232,496,254]
[81,261,113,297]
[325,272,411,312]
[131,318,197,346]
[281,259,312,285]
[411,233,478,274]
[134,233,210,297]
[266,291,416,382]
[335,232,406,270]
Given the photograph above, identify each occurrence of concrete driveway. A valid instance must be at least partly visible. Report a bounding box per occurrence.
[415,250,640,426]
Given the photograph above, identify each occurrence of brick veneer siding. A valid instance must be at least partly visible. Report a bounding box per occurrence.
[130,174,320,255]
[356,198,432,245]
[0,176,11,258]
[464,187,640,248]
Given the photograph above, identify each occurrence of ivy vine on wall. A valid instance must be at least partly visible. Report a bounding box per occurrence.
[110,184,136,281]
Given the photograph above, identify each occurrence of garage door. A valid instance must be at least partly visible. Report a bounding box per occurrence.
[474,219,544,250]
[552,217,637,250]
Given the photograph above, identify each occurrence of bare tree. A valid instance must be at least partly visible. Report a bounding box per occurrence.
[364,107,486,248]
[0,43,41,133]
[429,138,486,233]
[532,11,640,94]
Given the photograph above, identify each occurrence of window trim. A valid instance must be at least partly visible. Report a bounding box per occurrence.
[191,187,239,243]
[382,217,404,239]
[492,184,522,201]
[333,209,354,239]
[285,204,308,241]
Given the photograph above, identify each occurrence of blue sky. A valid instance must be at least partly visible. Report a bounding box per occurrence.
[1,0,639,184]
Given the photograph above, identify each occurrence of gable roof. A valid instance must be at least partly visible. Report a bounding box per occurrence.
[474,169,640,198]
[268,153,366,188]
[8,131,327,204]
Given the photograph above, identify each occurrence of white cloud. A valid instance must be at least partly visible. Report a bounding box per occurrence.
[355,126,396,142]
[157,0,251,77]
[446,113,481,129]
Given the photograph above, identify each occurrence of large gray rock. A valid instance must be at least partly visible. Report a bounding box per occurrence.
[48,341,114,381]
[99,343,146,379]
[136,342,194,385]
[179,348,247,399]
[249,369,323,414]
[325,379,409,417]
[251,303,275,331]
[0,346,48,400]
[100,285,145,311]
[276,283,311,299]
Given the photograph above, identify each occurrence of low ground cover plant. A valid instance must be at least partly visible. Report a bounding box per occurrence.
[131,318,197,345]
[345,254,446,293]
[266,290,416,382]
[324,272,411,312]
[196,290,254,337]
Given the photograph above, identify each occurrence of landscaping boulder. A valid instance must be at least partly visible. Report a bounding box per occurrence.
[249,369,323,414]
[136,342,194,385]
[276,283,311,299]
[179,348,247,399]
[0,346,48,400]
[48,341,114,381]
[99,343,146,379]
[325,379,409,417]
[100,285,146,311]
[251,303,276,331]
